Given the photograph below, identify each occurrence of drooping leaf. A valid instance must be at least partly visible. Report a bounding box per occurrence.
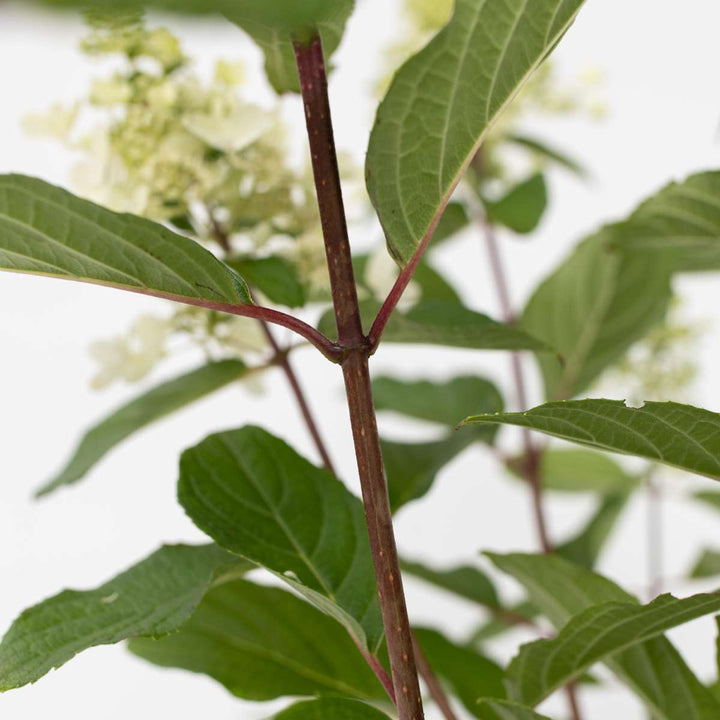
[612,171,720,272]
[475,699,554,720]
[321,300,548,351]
[0,544,245,691]
[225,255,306,307]
[178,426,383,652]
[522,232,672,400]
[506,134,586,177]
[432,201,471,246]
[0,175,251,307]
[690,550,720,579]
[465,399,720,481]
[274,698,391,719]
[693,490,720,514]
[556,492,630,569]
[400,558,500,609]
[488,552,720,719]
[225,1,356,94]
[506,591,720,707]
[38,360,249,497]
[383,433,475,512]
[484,174,548,235]
[373,375,503,441]
[515,448,640,494]
[129,580,385,702]
[414,627,505,718]
[366,0,586,266]
[470,601,540,645]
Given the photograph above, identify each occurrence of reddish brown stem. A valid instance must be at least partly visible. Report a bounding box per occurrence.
[293,34,424,720]
[413,636,459,720]
[259,321,337,475]
[481,218,552,552]
[480,217,581,718]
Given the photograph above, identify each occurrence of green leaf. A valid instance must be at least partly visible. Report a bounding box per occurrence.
[506,134,586,177]
[556,492,630,569]
[130,580,385,702]
[612,171,720,272]
[178,426,383,652]
[465,399,720,481]
[693,490,720,514]
[522,232,672,399]
[432,201,470,246]
[0,175,251,307]
[506,591,720,707]
[274,699,391,719]
[373,375,503,440]
[0,544,245,691]
[484,174,548,235]
[323,300,547,351]
[488,552,720,720]
[226,1,355,94]
[400,558,500,609]
[383,433,475,512]
[690,550,720,579]
[531,449,640,494]
[38,360,249,497]
[224,255,305,307]
[475,700,553,720]
[413,627,505,718]
[366,0,585,266]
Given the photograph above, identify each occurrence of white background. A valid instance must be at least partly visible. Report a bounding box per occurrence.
[2,1,720,718]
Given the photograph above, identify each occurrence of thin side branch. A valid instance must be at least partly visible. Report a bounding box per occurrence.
[259,321,337,474]
[294,34,424,720]
[412,636,459,720]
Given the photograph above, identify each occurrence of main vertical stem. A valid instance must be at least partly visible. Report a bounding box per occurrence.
[293,34,424,720]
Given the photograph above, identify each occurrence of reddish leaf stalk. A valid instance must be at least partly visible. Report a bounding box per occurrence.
[293,34,424,720]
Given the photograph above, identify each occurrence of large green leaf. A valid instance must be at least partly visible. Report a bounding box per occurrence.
[366,0,585,266]
[225,255,305,307]
[465,399,720,481]
[38,360,249,497]
[383,433,475,512]
[373,375,503,440]
[319,300,548,351]
[0,175,251,307]
[414,627,505,718]
[522,232,672,400]
[400,558,500,609]
[485,174,548,235]
[612,171,720,272]
[178,426,383,652]
[274,699,391,719]
[470,600,540,645]
[507,591,720,707]
[488,552,720,719]
[475,700,553,720]
[130,580,385,702]
[0,544,244,691]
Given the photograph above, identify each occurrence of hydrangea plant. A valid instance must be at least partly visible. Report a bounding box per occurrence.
[2,2,720,720]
